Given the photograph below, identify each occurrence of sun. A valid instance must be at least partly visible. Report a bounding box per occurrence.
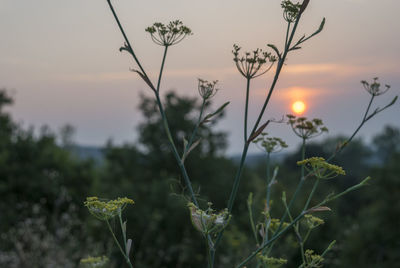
[291,100,306,115]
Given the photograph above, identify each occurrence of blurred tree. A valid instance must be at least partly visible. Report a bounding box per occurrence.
[338,128,400,267]
[372,125,400,162]
[0,89,99,266]
[96,91,259,267]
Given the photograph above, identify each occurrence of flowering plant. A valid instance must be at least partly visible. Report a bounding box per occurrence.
[82,0,398,267]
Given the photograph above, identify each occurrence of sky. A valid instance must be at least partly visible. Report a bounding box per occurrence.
[1,0,399,155]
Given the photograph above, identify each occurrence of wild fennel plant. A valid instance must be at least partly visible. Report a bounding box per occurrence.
[84,197,134,268]
[83,0,398,267]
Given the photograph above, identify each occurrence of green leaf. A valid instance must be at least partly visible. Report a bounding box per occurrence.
[202,101,230,123]
[183,137,188,153]
[182,138,201,162]
[307,206,331,213]
[248,121,270,142]
[126,238,132,256]
[267,44,281,59]
[309,17,326,39]
[122,221,127,234]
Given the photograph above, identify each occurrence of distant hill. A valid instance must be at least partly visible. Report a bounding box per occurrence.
[68,145,104,163]
[230,152,287,167]
[68,145,289,167]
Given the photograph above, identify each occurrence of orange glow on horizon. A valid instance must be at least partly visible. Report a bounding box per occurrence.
[291,100,306,115]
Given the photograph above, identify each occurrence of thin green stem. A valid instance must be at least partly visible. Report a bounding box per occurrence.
[285,22,291,50]
[154,92,199,207]
[215,6,305,254]
[244,78,251,142]
[321,240,336,258]
[154,73,216,266]
[264,152,271,244]
[303,178,319,210]
[228,13,300,215]
[157,46,169,92]
[236,212,306,268]
[248,10,302,137]
[106,220,133,268]
[206,239,215,268]
[186,98,206,151]
[303,227,313,244]
[283,193,305,264]
[328,95,375,160]
[263,95,377,259]
[311,177,371,209]
[106,0,151,85]
[248,197,260,246]
[299,240,306,265]
[227,143,250,212]
[213,142,249,247]
[275,138,306,233]
[118,213,127,252]
[301,138,306,177]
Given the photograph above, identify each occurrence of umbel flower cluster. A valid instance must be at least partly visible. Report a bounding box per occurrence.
[287,115,328,140]
[253,132,288,154]
[304,249,324,268]
[268,218,289,233]
[188,202,231,235]
[84,197,134,221]
[257,254,288,268]
[281,0,302,22]
[198,79,219,100]
[80,256,109,268]
[361,77,391,96]
[297,157,346,179]
[145,20,192,46]
[232,44,277,79]
[304,214,324,229]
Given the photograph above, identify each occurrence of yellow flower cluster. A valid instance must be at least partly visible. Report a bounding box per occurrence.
[304,214,324,229]
[84,197,134,221]
[297,157,345,179]
[304,249,324,268]
[80,256,109,268]
[257,254,287,268]
[268,218,289,233]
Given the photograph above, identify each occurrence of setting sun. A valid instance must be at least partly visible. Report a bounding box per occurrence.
[291,100,306,115]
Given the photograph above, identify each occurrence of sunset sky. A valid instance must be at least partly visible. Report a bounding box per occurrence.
[1,0,399,154]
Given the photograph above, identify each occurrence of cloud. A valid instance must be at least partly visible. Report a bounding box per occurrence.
[54,61,400,84]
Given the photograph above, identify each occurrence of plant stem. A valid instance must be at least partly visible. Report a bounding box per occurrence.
[206,239,215,268]
[276,138,306,232]
[106,0,151,84]
[215,6,305,254]
[303,178,319,210]
[312,177,371,208]
[157,46,169,93]
[152,49,216,267]
[285,22,291,50]
[248,196,259,245]
[119,213,127,252]
[261,95,377,260]
[283,193,306,265]
[186,98,206,151]
[244,78,251,142]
[328,95,375,160]
[236,212,306,268]
[264,152,271,244]
[106,220,133,268]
